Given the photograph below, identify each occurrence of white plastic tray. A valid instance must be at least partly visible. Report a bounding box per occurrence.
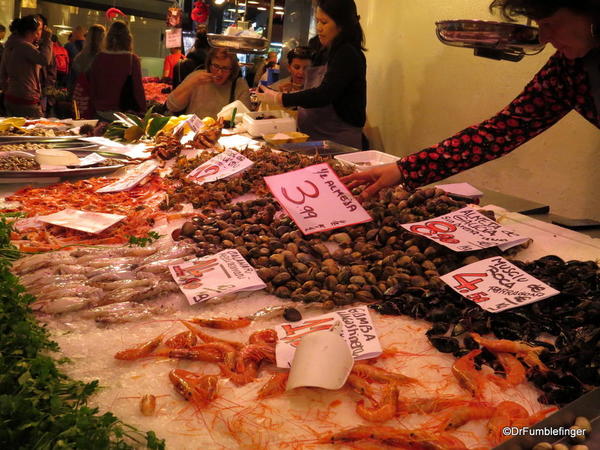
[335,150,399,171]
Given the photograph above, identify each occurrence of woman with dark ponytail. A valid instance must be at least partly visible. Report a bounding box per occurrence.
[256,0,367,149]
[0,15,52,118]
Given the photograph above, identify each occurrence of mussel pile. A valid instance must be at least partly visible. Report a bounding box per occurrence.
[374,255,600,405]
[161,147,355,210]
[175,185,502,306]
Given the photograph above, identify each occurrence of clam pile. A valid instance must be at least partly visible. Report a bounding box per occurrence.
[161,147,355,211]
[174,186,503,306]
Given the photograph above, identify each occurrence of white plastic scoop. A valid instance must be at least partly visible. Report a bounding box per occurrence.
[286,322,353,391]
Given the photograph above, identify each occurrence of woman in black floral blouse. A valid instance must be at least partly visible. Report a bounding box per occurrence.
[343,0,599,197]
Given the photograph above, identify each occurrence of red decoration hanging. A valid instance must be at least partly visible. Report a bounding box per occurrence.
[106,7,127,21]
[191,1,209,24]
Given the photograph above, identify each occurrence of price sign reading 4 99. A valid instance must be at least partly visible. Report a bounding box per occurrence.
[440,256,559,313]
[264,163,372,235]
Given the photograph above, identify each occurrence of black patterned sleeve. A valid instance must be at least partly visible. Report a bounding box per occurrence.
[397,52,595,190]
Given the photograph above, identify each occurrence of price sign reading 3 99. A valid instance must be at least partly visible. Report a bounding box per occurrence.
[264,163,372,235]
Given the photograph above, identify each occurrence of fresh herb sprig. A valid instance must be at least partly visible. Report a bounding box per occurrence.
[0,218,165,449]
[128,231,162,247]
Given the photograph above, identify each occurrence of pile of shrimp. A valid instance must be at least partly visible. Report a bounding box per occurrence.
[3,174,171,251]
[112,317,557,449]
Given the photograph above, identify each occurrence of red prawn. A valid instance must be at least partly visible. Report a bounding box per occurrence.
[257,372,289,399]
[189,316,252,329]
[114,334,164,360]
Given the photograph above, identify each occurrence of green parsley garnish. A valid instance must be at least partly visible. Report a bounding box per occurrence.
[0,217,165,449]
[127,231,162,247]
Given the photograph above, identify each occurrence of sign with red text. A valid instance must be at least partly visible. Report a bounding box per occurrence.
[168,249,266,305]
[441,256,559,313]
[401,207,528,252]
[264,163,372,235]
[165,27,182,48]
[187,149,253,185]
[274,306,382,368]
[96,160,159,193]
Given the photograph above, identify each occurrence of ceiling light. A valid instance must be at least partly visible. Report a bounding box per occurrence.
[248,0,259,3]
[274,6,284,10]
[275,11,284,15]
[215,0,226,5]
[257,6,267,10]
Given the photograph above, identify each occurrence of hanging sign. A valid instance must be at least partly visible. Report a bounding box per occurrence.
[165,28,183,49]
[168,249,266,305]
[264,163,372,235]
[187,148,254,185]
[274,305,382,368]
[401,206,529,252]
[441,256,560,313]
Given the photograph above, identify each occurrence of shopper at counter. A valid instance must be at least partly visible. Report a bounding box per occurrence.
[343,0,600,199]
[0,15,52,118]
[89,20,145,117]
[256,0,367,149]
[166,48,251,117]
[172,30,210,89]
[72,24,105,119]
[270,46,314,94]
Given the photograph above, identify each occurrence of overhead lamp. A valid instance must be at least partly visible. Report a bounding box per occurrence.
[248,0,259,3]
[215,0,226,5]
[275,11,284,15]
[257,6,267,10]
[274,6,284,10]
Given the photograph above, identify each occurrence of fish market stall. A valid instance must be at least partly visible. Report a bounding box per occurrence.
[0,115,598,450]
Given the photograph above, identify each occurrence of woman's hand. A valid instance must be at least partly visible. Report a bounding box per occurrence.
[256,85,282,105]
[341,163,404,200]
[186,70,215,85]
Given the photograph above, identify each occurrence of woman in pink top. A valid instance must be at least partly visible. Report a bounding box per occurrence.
[89,20,145,118]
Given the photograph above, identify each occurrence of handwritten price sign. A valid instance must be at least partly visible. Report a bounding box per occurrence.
[168,249,266,305]
[96,160,159,193]
[441,256,559,313]
[274,306,381,368]
[401,206,529,252]
[187,148,253,185]
[264,163,372,235]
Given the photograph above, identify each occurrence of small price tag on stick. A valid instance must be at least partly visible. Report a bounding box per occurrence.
[401,206,529,252]
[265,162,372,235]
[187,148,253,185]
[168,249,266,305]
[440,256,559,313]
[274,305,382,368]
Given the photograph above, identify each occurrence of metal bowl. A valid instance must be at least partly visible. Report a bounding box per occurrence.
[207,34,270,54]
[436,20,545,60]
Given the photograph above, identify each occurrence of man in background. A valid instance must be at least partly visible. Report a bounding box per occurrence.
[0,24,6,66]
